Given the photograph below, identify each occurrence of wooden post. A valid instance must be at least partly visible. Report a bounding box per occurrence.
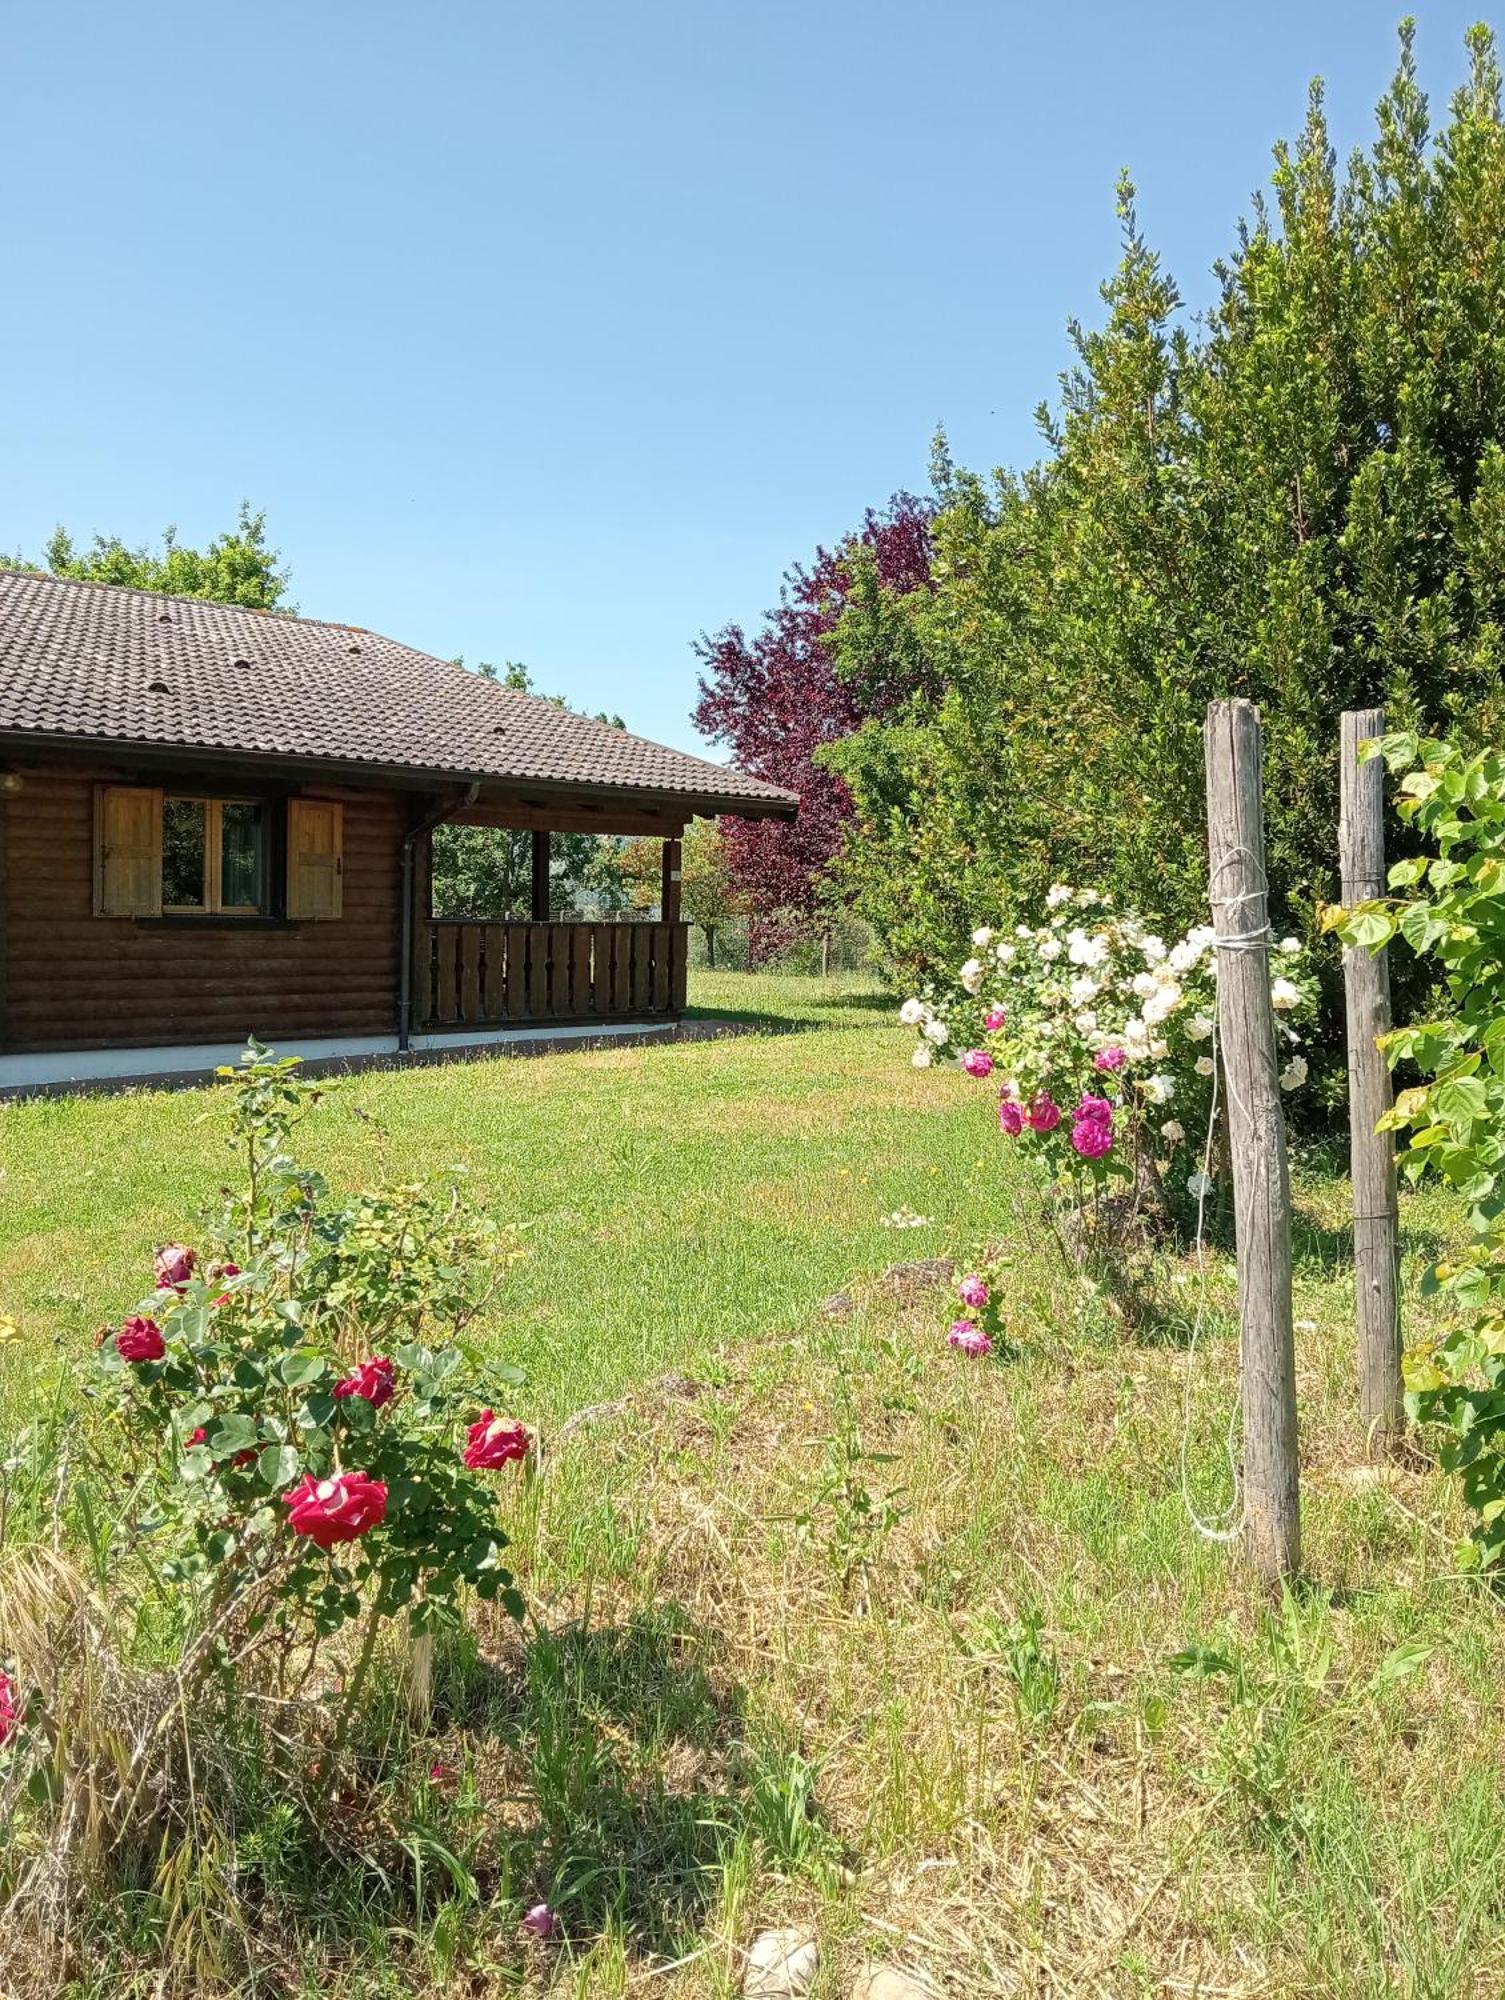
[820,928,831,978]
[1340,708,1402,1444]
[661,837,682,925]
[1204,699,1301,1584]
[530,829,551,921]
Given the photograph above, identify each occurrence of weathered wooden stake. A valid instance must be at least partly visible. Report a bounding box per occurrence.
[1204,699,1301,1584]
[1340,707,1403,1444]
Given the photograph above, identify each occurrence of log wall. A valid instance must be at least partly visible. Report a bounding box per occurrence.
[0,765,404,1053]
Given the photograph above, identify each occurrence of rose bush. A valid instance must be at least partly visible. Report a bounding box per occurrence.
[91,1044,533,1728]
[903,886,1317,1275]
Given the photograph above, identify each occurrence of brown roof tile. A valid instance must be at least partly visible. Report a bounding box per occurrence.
[0,568,797,817]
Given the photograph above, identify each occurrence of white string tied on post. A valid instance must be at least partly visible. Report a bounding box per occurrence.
[1178,843,1274,1545]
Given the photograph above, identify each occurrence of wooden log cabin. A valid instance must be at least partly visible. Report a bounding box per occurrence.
[0,569,797,1091]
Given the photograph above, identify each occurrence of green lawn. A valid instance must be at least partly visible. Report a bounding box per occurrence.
[0,972,1002,1426]
[3,971,1503,1998]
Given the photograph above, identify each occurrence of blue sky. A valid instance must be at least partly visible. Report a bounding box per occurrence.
[2,2,1495,754]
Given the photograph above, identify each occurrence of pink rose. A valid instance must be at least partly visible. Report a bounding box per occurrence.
[522,1903,555,1939]
[947,1320,993,1358]
[1070,1117,1113,1160]
[958,1273,989,1311]
[961,1048,994,1079]
[998,1098,1024,1136]
[333,1356,397,1409]
[153,1243,197,1291]
[464,1410,531,1470]
[1074,1094,1113,1125]
[1025,1094,1061,1133]
[984,1006,1007,1031]
[116,1316,165,1363]
[283,1471,388,1549]
[0,1672,18,1747]
[1094,1047,1126,1073]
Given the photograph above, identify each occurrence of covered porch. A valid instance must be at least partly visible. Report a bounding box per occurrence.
[404,800,688,1041]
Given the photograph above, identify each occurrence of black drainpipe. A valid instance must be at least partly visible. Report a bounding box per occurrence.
[398,782,480,1051]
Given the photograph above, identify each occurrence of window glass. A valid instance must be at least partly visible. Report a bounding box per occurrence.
[162,798,207,908]
[221,801,264,909]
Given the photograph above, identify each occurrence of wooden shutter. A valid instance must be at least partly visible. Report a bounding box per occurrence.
[94,786,163,916]
[287,800,343,919]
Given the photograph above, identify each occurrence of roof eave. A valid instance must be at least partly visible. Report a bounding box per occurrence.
[0,727,800,822]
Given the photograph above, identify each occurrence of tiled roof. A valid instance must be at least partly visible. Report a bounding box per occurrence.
[0,569,797,817]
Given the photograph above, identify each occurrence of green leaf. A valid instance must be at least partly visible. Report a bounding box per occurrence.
[257,1443,302,1490]
[209,1414,259,1456]
[277,1349,327,1388]
[1367,1640,1433,1690]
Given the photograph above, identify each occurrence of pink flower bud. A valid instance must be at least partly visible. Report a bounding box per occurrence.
[522,1903,555,1939]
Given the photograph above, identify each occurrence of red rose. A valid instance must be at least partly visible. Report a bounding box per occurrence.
[333,1356,396,1409]
[283,1472,388,1549]
[117,1316,166,1363]
[463,1410,531,1470]
[153,1243,197,1292]
[187,1426,208,1448]
[0,1672,18,1747]
[208,1261,242,1307]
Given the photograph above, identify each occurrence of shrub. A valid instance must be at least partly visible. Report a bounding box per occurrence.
[2,1044,535,1885]
[1330,733,1505,1565]
[904,885,1316,1262]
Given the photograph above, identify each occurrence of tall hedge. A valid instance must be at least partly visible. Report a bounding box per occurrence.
[827,23,1505,1047]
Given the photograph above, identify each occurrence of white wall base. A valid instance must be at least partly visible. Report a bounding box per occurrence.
[0,1020,679,1093]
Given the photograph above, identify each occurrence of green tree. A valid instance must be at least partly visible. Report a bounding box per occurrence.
[24,503,290,609]
[828,22,1505,1083]
[620,819,741,962]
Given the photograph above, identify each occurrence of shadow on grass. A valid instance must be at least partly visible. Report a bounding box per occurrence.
[427,1601,832,1958]
[685,986,895,1036]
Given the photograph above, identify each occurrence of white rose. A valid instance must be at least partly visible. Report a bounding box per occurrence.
[1280,1055,1308,1091]
[1161,1119,1186,1144]
[1187,1012,1215,1041]
[1038,938,1063,962]
[1068,931,1109,968]
[1142,986,1180,1027]
[1015,925,1033,939]
[1143,1073,1176,1105]
[1195,1055,1215,1077]
[898,998,926,1026]
[1279,936,1301,955]
[959,958,984,995]
[1046,884,1073,908]
[1167,937,1202,974]
[995,941,1017,964]
[1073,1010,1098,1035]
[1149,1037,1169,1059]
[911,1043,933,1068]
[1069,974,1101,1007]
[1140,935,1167,963]
[972,926,994,948]
[1270,977,1300,1012]
[1131,970,1159,1000]
[1075,887,1100,906]
[1187,1170,1214,1199]
[923,1018,949,1046]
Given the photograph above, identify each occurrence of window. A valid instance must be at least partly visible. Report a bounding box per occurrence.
[95,786,343,921]
[162,797,266,914]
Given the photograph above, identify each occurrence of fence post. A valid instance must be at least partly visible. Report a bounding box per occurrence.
[1204,699,1301,1584]
[1340,707,1403,1444]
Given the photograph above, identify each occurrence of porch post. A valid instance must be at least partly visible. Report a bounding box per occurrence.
[661,837,682,924]
[530,829,550,920]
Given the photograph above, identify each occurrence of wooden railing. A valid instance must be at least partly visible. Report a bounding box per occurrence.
[414,920,689,1032]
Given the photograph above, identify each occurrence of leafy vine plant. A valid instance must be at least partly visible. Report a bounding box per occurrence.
[1330,734,1505,1567]
[0,1044,534,1808]
[902,886,1317,1341]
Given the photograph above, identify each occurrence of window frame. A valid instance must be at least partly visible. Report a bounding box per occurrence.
[160,793,269,918]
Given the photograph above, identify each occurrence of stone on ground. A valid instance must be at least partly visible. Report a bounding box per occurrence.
[743,1927,819,1997]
